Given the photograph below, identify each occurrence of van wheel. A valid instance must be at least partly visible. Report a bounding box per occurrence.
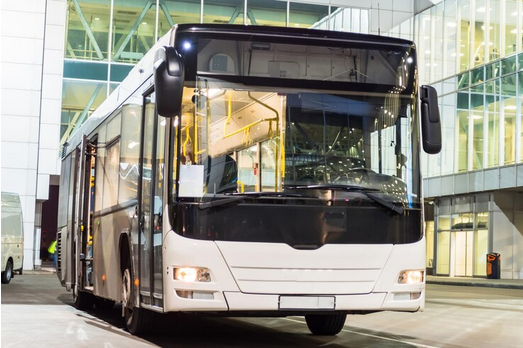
[305,313,347,335]
[1,260,13,284]
[122,267,153,334]
[73,286,94,310]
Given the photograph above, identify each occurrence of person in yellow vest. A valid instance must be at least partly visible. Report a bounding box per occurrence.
[48,240,57,269]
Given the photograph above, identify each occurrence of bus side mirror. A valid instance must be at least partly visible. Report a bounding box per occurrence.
[420,85,442,154]
[154,46,185,117]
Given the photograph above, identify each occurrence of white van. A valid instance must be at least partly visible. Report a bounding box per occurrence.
[1,192,24,283]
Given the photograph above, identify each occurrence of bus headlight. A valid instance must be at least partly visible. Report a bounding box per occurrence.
[174,267,211,282]
[398,270,424,284]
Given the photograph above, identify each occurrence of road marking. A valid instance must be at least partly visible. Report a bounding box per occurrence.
[283,317,440,348]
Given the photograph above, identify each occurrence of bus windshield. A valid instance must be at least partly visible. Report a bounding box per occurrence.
[178,36,415,91]
[176,77,420,205]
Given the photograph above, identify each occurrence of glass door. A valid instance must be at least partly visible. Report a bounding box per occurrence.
[139,92,164,307]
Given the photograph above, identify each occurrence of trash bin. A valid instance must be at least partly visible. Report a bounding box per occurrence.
[486,252,501,279]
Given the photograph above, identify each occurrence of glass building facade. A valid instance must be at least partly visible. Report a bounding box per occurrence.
[388,0,523,279]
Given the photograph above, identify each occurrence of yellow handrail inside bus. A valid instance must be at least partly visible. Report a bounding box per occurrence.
[237,180,244,193]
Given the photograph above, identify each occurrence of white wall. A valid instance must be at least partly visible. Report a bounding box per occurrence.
[492,192,523,279]
[1,0,66,270]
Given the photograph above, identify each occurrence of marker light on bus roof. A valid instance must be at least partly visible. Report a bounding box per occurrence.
[183,41,192,50]
[398,270,424,284]
[174,267,211,282]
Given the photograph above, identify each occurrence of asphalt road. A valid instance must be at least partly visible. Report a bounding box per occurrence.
[2,274,523,347]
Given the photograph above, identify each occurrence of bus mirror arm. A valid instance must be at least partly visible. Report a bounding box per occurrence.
[154,46,185,117]
[420,85,442,154]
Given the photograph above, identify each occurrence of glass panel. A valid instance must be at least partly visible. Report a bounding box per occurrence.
[444,0,458,77]
[457,109,469,172]
[473,0,486,67]
[158,0,201,38]
[451,213,473,229]
[487,0,501,63]
[61,80,108,144]
[289,2,329,29]
[153,95,165,300]
[238,145,259,192]
[458,0,471,72]
[63,60,108,81]
[102,141,120,209]
[247,0,287,27]
[140,96,155,296]
[261,140,278,191]
[474,229,488,276]
[94,126,106,213]
[438,215,451,230]
[505,0,518,56]
[458,72,470,89]
[118,104,142,203]
[471,92,484,170]
[432,3,444,82]
[426,220,435,269]
[471,66,484,86]
[485,61,500,80]
[418,13,432,85]
[112,0,157,64]
[486,94,499,167]
[501,56,518,76]
[66,0,110,61]
[504,97,517,164]
[203,0,245,25]
[436,231,450,275]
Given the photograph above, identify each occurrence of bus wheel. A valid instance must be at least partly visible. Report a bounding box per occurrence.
[305,313,346,335]
[121,267,152,334]
[94,296,115,310]
[1,260,13,284]
[72,286,94,310]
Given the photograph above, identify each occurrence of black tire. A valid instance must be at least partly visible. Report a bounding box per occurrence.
[73,287,95,310]
[94,296,115,310]
[305,313,347,335]
[122,267,153,334]
[1,260,13,284]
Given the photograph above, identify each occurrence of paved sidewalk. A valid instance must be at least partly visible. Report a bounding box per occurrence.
[427,275,523,289]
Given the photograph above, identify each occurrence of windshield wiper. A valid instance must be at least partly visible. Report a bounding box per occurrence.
[283,184,404,215]
[198,192,303,210]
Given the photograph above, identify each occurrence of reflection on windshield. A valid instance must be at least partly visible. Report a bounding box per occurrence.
[175,79,418,204]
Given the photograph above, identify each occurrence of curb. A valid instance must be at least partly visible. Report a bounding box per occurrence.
[427,279,523,290]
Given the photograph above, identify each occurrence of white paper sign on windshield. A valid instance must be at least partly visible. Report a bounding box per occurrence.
[179,164,204,197]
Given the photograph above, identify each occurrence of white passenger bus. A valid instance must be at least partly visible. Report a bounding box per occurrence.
[2,192,24,284]
[57,24,441,335]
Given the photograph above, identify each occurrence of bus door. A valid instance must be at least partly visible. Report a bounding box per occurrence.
[73,136,97,294]
[139,91,165,308]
